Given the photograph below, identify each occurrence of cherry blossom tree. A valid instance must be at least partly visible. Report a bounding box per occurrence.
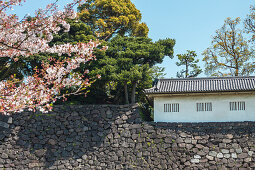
[0,0,102,114]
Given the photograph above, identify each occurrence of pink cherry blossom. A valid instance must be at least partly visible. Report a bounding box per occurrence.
[0,0,101,114]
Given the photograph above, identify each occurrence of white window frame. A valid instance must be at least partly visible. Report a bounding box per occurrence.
[164,103,180,112]
[230,101,245,111]
[196,102,212,112]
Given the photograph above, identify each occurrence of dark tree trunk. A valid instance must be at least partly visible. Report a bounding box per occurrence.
[185,60,189,78]
[131,81,137,104]
[124,82,129,104]
[235,61,239,76]
[113,88,121,104]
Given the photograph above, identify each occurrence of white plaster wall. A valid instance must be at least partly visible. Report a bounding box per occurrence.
[154,93,255,122]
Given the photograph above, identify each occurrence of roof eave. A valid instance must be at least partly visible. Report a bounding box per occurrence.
[145,90,255,95]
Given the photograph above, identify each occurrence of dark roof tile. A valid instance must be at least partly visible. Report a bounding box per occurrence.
[145,76,255,94]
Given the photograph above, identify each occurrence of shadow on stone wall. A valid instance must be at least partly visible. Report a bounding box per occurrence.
[0,114,12,143]
[0,105,141,169]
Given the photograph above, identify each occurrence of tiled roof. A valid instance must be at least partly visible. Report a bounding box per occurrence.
[145,76,255,94]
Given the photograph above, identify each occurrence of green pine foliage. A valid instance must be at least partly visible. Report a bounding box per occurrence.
[176,50,202,78]
[86,35,175,104]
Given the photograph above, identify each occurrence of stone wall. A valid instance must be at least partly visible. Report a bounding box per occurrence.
[1,105,255,169]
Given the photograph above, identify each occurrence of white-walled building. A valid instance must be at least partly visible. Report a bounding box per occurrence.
[145,77,255,122]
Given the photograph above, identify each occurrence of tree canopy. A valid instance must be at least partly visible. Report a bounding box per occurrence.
[78,0,149,40]
[245,5,255,41]
[203,18,254,77]
[51,2,175,105]
[87,36,175,104]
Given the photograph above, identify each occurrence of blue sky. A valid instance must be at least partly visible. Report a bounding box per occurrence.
[12,0,254,78]
[131,0,254,77]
